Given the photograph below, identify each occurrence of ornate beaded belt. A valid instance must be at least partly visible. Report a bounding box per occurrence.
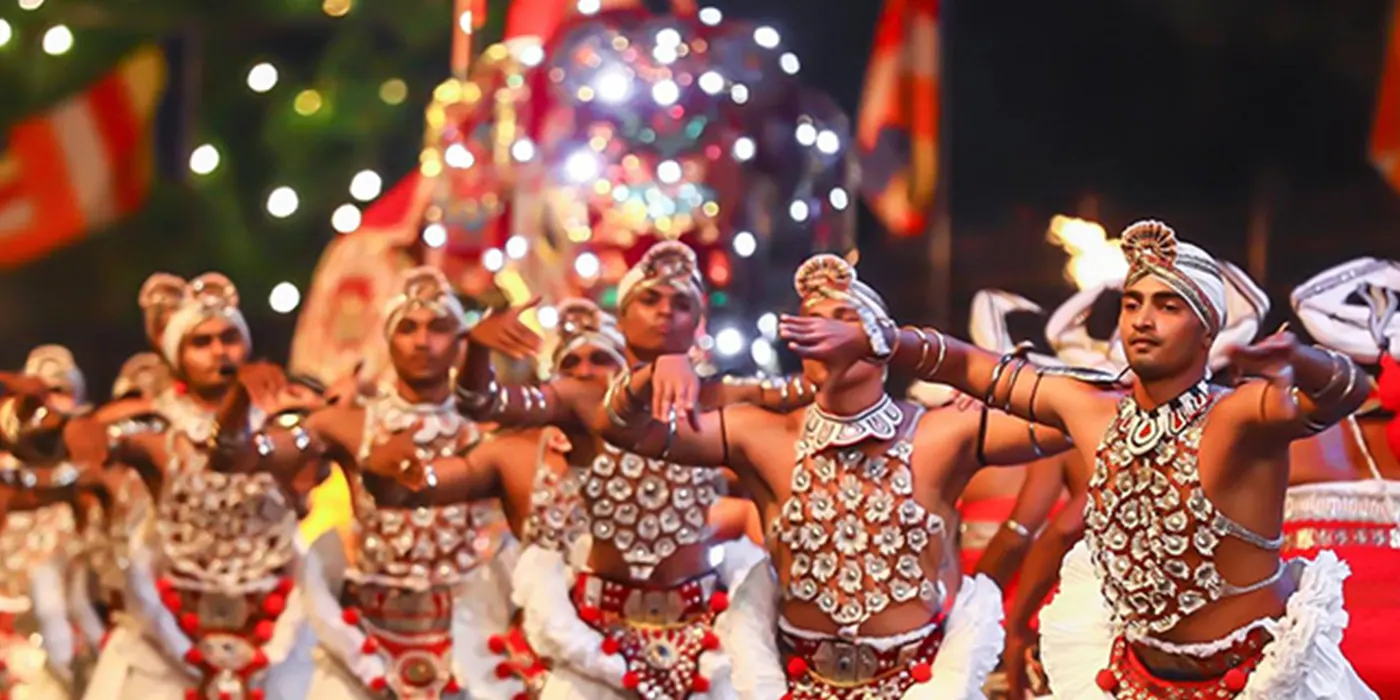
[571,571,729,700]
[156,570,294,700]
[1094,628,1271,699]
[341,581,464,699]
[779,622,944,699]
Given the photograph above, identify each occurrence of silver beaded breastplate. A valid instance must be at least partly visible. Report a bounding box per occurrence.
[584,443,722,580]
[152,392,297,590]
[777,397,945,636]
[524,464,587,554]
[350,393,482,590]
[1085,382,1284,640]
[0,502,78,602]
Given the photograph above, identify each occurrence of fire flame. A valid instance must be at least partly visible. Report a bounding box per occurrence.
[1047,215,1127,290]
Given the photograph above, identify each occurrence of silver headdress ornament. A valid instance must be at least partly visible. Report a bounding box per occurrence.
[616,241,706,311]
[1121,220,1226,337]
[381,266,469,337]
[139,272,252,370]
[551,298,626,371]
[793,254,890,322]
[23,345,87,408]
[112,352,174,400]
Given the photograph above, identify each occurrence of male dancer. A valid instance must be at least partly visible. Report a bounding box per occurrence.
[1286,257,1400,696]
[0,345,96,698]
[779,220,1376,697]
[453,241,795,699]
[604,253,1074,699]
[257,266,521,700]
[77,273,317,700]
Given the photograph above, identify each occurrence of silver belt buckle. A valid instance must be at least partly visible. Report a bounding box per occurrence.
[811,640,879,684]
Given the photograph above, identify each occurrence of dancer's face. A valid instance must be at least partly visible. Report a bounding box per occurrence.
[179,317,248,391]
[799,297,883,390]
[1119,276,1211,382]
[387,308,463,385]
[555,342,623,384]
[619,286,701,356]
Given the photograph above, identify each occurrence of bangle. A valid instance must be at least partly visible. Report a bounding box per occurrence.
[1004,519,1031,538]
[910,328,932,374]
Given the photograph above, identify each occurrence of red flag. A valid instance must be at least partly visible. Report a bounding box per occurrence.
[1372,4,1400,194]
[0,46,166,267]
[856,0,940,237]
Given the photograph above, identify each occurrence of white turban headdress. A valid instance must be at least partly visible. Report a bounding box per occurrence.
[616,241,706,312]
[550,298,627,372]
[1292,257,1400,364]
[23,344,87,408]
[1121,220,1227,337]
[381,266,469,337]
[139,272,252,372]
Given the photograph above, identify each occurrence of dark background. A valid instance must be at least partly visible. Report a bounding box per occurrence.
[3,0,1400,390]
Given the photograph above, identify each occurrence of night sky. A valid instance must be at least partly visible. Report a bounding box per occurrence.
[6,0,1400,384]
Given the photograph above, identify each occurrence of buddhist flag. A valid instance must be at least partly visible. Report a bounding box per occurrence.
[856,0,940,237]
[1373,3,1400,194]
[0,46,166,268]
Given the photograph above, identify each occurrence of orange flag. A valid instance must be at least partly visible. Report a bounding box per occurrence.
[856,0,940,237]
[0,47,166,267]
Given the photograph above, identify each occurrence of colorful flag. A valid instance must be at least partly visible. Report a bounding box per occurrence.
[1372,3,1400,194]
[856,0,940,237]
[0,46,166,267]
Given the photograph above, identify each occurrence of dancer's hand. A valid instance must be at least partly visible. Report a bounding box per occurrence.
[778,314,872,371]
[1226,331,1297,386]
[365,423,429,491]
[469,299,544,360]
[651,354,700,430]
[236,362,292,417]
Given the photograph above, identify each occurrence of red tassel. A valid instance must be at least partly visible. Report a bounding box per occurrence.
[248,691,265,700]
[369,676,388,691]
[218,692,232,700]
[253,620,276,643]
[708,591,730,613]
[341,608,361,626]
[692,674,711,693]
[262,593,286,617]
[161,590,183,611]
[621,671,640,689]
[175,381,188,396]
[786,657,808,677]
[910,662,933,683]
[1096,669,1118,691]
[601,637,620,655]
[156,578,176,595]
[700,631,720,651]
[361,637,379,654]
[512,694,530,700]
[184,691,199,700]
[1224,668,1248,692]
[487,634,507,655]
[577,605,601,624]
[250,649,269,670]
[179,612,200,635]
[495,661,514,679]
[184,647,204,666]
[444,676,462,693]
[275,577,295,596]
